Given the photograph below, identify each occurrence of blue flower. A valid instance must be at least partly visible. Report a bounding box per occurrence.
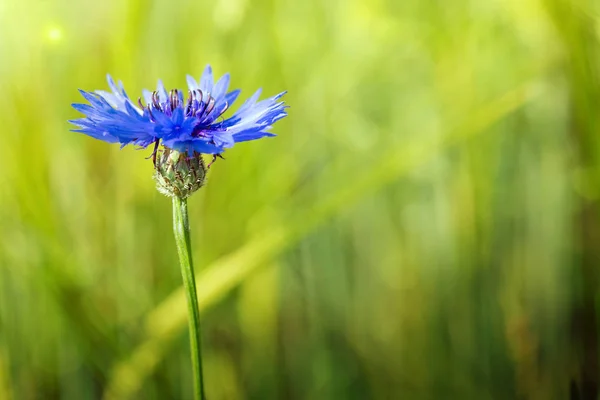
[70,65,288,155]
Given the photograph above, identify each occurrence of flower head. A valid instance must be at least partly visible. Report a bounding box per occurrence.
[70,65,287,155]
[70,66,287,198]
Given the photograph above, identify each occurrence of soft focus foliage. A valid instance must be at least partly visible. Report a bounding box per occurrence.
[0,0,599,398]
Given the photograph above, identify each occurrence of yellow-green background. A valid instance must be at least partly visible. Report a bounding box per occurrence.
[1,0,599,398]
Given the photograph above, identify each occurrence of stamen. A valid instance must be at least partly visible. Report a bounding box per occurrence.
[207,153,225,169]
[146,138,160,167]
[197,93,209,117]
[152,91,160,109]
[147,105,156,122]
[218,101,229,117]
[145,86,222,120]
[186,90,193,115]
[204,97,216,116]
[169,89,178,111]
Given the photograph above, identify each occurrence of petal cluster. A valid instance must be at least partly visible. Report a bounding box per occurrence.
[70,66,287,154]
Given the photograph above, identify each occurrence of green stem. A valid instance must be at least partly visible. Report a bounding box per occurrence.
[172,196,205,400]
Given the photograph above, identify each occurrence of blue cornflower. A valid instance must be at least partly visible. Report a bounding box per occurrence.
[70,65,287,156]
[71,66,287,198]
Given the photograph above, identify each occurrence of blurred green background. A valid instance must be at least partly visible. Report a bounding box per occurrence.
[2,0,600,398]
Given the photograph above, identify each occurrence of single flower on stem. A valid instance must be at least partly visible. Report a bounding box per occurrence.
[70,66,287,399]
